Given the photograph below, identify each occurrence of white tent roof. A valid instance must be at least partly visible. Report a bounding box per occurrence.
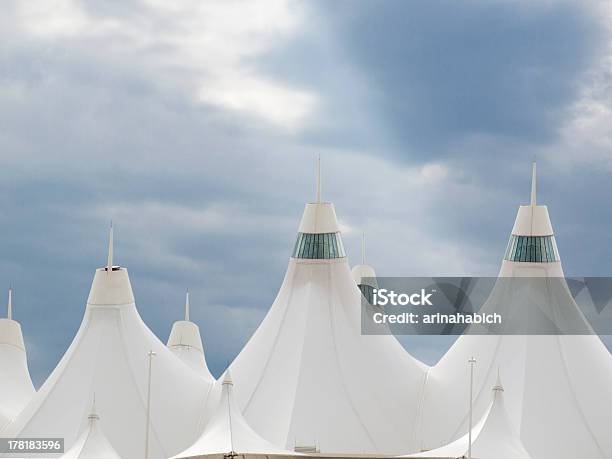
[351,233,377,288]
[2,229,215,459]
[175,370,300,459]
[416,164,612,458]
[229,199,428,454]
[0,288,35,429]
[167,290,214,380]
[60,399,122,459]
[408,375,532,459]
[351,265,377,289]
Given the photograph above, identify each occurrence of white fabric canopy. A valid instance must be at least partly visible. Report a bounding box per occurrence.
[60,401,122,459]
[2,237,215,459]
[174,370,300,459]
[229,201,428,454]
[416,169,612,458]
[408,376,531,459]
[0,289,35,429]
[167,291,214,380]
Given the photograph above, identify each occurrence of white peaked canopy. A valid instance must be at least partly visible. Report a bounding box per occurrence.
[351,264,376,287]
[174,371,300,459]
[351,233,377,288]
[0,288,35,429]
[407,375,532,459]
[60,399,122,459]
[417,164,612,458]
[229,193,428,454]
[167,290,214,381]
[3,228,215,459]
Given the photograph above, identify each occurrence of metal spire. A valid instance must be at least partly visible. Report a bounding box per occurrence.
[530,161,537,206]
[107,221,114,273]
[185,289,190,322]
[7,286,12,320]
[316,155,321,203]
[361,232,366,265]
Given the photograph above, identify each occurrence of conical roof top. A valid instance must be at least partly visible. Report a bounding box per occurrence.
[352,233,378,289]
[174,370,299,459]
[228,176,428,454]
[59,398,122,459]
[407,375,532,459]
[499,162,562,277]
[416,165,612,458]
[0,287,35,427]
[167,290,214,381]
[4,227,214,459]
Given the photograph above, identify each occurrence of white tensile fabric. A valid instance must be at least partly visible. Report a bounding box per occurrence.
[167,291,214,380]
[168,339,212,379]
[416,167,612,458]
[229,201,428,454]
[2,241,215,459]
[60,402,122,459]
[0,289,35,429]
[174,370,300,459]
[408,376,532,459]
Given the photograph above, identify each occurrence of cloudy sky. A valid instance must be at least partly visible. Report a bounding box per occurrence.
[1,0,612,386]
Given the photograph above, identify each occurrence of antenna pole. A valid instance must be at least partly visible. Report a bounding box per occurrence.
[145,350,156,459]
[468,357,477,459]
[316,155,321,203]
[107,221,114,273]
[530,161,537,206]
[185,289,190,322]
[7,287,12,320]
[361,232,366,265]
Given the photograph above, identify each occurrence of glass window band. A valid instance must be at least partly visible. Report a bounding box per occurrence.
[504,235,558,262]
[293,232,346,259]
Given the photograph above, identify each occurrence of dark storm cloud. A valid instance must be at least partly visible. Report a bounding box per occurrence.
[334,1,605,152]
[263,0,606,159]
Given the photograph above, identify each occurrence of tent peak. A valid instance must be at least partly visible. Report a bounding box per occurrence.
[222,370,233,386]
[492,369,504,393]
[88,394,99,421]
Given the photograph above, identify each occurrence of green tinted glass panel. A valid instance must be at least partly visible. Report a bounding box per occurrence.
[292,232,346,259]
[504,235,558,262]
[359,284,375,304]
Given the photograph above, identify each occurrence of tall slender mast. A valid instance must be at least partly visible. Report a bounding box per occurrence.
[361,232,366,265]
[185,289,190,322]
[316,155,321,203]
[7,286,12,320]
[530,161,537,206]
[107,222,114,273]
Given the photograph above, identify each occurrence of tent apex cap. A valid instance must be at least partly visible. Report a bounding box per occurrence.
[493,369,504,392]
[222,370,233,386]
[88,394,99,421]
